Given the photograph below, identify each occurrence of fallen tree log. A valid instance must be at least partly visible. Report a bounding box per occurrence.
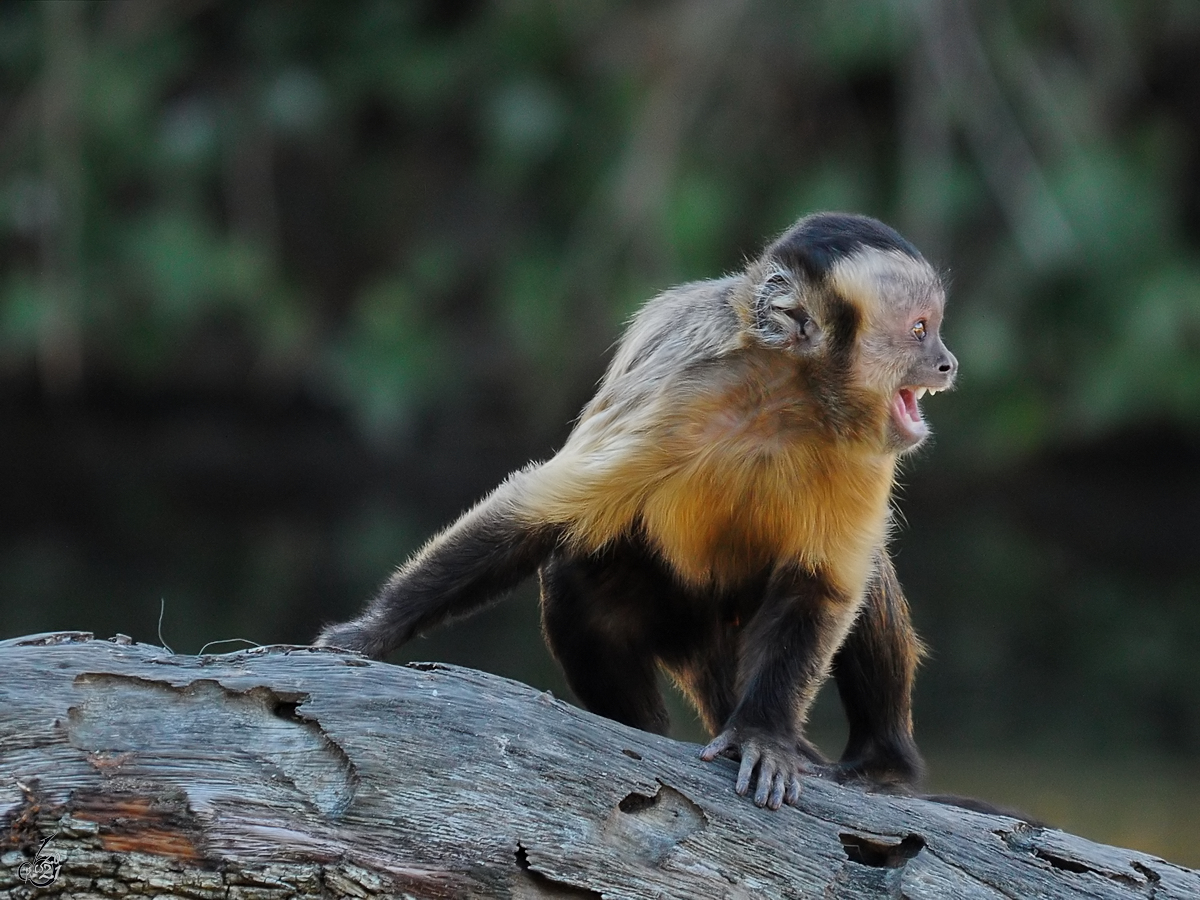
[0,632,1196,899]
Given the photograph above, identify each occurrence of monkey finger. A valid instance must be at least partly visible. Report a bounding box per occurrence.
[753,757,778,807]
[785,774,803,806]
[699,731,735,762]
[765,770,790,810]
[736,746,763,796]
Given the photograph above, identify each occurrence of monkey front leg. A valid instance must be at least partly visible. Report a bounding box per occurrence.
[700,565,856,809]
[316,470,560,658]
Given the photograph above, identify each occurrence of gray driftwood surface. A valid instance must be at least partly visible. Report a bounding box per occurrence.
[1,633,1197,900]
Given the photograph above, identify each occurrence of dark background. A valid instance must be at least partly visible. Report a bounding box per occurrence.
[2,0,1198,864]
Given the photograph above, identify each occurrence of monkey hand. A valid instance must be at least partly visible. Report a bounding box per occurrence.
[314,620,389,659]
[699,727,813,810]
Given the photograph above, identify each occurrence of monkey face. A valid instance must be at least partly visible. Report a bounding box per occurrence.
[877,262,955,453]
[762,239,955,454]
[826,247,957,452]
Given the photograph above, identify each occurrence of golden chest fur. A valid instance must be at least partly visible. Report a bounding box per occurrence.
[522,351,896,598]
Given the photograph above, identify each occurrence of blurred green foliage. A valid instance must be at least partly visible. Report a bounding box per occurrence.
[2,0,1198,447]
[2,0,1200,864]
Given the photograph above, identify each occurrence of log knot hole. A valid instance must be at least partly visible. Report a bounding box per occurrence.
[839,832,925,868]
[604,783,706,864]
[826,833,926,900]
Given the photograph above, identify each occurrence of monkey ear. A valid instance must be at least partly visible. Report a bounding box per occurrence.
[752,269,823,351]
[785,306,821,345]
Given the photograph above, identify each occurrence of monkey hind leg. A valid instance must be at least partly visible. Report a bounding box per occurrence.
[539,547,670,735]
[669,647,738,738]
[832,550,925,789]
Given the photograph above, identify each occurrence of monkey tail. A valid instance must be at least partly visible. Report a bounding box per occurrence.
[315,469,561,659]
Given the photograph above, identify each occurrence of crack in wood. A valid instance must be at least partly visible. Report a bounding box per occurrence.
[515,843,604,898]
[999,825,1162,895]
[67,674,358,819]
[1031,848,1159,892]
[1131,862,1161,881]
[5,630,96,647]
[921,843,1024,900]
[405,662,451,672]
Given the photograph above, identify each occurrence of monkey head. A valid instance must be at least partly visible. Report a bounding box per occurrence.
[745,213,957,453]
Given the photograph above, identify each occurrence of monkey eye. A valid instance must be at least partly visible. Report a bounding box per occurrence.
[911,319,927,341]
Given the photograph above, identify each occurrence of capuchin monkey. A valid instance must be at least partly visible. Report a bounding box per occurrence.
[317,212,958,810]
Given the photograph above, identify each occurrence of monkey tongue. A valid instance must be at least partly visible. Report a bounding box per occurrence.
[892,388,929,442]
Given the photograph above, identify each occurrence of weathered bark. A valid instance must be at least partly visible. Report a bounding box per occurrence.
[0,632,1195,899]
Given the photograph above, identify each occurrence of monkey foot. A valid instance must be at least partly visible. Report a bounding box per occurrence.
[833,735,925,790]
[700,727,814,810]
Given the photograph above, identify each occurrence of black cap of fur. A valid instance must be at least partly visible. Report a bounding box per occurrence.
[769,213,922,281]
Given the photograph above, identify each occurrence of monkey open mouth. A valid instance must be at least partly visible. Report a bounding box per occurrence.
[892,387,936,443]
